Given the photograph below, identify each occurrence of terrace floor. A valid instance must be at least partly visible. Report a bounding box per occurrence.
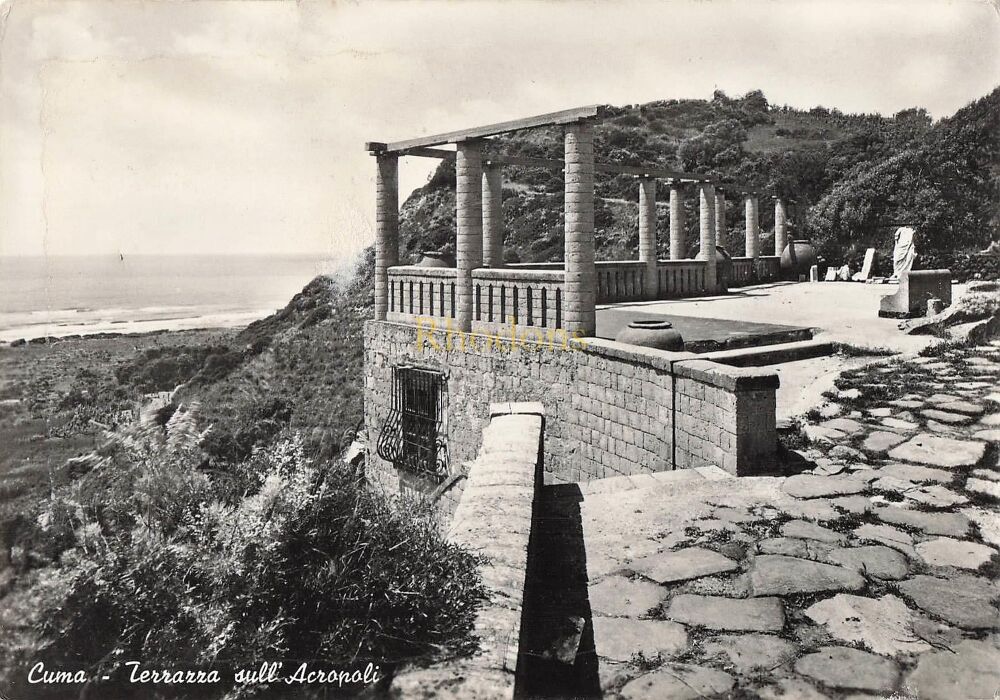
[602,280,971,356]
[595,307,811,353]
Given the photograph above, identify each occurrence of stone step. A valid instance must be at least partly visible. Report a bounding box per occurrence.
[697,339,835,367]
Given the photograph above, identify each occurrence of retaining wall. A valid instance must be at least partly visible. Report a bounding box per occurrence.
[364,320,779,511]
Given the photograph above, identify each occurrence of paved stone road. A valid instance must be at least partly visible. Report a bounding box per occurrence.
[571,340,1000,699]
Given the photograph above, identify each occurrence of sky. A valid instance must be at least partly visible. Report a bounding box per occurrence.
[1,0,998,262]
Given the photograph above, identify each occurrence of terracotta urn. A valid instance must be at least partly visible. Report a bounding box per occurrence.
[693,245,734,287]
[780,240,818,277]
[416,250,455,268]
[614,320,684,351]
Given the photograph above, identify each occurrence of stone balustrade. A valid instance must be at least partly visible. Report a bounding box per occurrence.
[390,254,782,330]
[596,261,647,303]
[730,257,754,285]
[386,266,458,324]
[472,268,566,333]
[657,259,708,297]
[755,255,781,280]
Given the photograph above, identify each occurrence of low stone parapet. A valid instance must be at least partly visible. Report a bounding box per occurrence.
[389,403,543,699]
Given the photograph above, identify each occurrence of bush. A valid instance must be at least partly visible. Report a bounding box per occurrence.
[9,417,484,699]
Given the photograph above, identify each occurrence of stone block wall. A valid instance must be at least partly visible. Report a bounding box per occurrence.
[364,320,780,500]
[673,360,779,475]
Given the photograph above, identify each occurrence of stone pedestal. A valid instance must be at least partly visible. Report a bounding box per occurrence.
[669,183,685,260]
[879,270,953,318]
[375,154,399,321]
[482,164,504,268]
[745,195,759,259]
[564,122,596,336]
[456,141,484,331]
[699,183,717,292]
[638,178,658,299]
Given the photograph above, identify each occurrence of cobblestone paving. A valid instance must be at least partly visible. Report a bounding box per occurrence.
[575,340,1000,699]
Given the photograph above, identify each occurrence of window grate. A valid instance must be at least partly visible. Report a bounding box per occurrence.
[376,366,448,480]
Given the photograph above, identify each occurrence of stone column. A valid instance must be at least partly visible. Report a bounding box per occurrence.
[669,181,685,260]
[715,189,727,246]
[774,197,788,257]
[456,140,483,331]
[699,182,717,292]
[745,195,760,259]
[482,164,504,268]
[638,177,658,299]
[374,153,399,321]
[564,122,596,336]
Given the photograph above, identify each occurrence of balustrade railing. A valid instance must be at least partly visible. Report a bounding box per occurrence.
[756,255,781,282]
[596,261,646,303]
[387,254,782,333]
[387,266,457,324]
[657,260,707,297]
[472,268,565,333]
[730,257,754,286]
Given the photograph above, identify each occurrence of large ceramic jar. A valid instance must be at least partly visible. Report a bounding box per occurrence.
[615,320,684,351]
[693,245,733,287]
[780,240,818,277]
[416,250,455,268]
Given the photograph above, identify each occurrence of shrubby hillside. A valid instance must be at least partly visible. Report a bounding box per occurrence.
[394,87,1000,268]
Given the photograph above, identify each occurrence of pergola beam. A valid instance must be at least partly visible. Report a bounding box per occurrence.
[366,105,604,154]
[392,146,714,183]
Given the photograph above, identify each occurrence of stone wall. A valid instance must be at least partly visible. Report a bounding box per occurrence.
[364,320,780,501]
[389,404,543,699]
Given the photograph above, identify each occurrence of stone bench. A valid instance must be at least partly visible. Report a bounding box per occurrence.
[879,269,952,319]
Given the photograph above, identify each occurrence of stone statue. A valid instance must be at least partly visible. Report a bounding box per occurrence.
[891,226,917,280]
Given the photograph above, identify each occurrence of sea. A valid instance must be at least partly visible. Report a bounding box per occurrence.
[0,254,343,343]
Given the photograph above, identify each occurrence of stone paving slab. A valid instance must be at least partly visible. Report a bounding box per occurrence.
[591,617,689,662]
[874,506,971,537]
[905,639,1000,699]
[915,536,996,569]
[619,663,735,700]
[794,646,900,694]
[825,545,909,580]
[632,546,738,584]
[805,594,930,656]
[588,576,666,618]
[888,434,987,467]
[667,594,785,632]
[702,634,796,674]
[896,575,1000,629]
[750,555,865,596]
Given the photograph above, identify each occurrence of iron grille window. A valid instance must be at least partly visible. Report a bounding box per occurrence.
[376,366,447,480]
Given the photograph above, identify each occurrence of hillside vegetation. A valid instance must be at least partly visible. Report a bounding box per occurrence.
[396,87,1000,267]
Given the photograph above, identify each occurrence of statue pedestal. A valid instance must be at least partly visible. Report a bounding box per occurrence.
[878,269,953,319]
